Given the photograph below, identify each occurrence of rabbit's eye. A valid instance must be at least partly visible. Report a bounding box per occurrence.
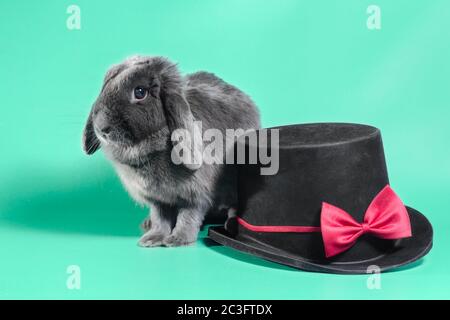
[133,87,148,100]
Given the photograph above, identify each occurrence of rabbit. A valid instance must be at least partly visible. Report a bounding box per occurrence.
[82,55,260,247]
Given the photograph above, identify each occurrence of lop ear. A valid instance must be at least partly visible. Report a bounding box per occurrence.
[82,110,100,155]
[162,91,203,170]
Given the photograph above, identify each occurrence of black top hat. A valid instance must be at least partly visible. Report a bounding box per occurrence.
[208,123,433,274]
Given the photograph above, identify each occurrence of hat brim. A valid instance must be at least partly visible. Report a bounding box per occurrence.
[208,206,433,274]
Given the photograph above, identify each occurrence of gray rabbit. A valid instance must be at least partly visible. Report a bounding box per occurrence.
[82,55,260,247]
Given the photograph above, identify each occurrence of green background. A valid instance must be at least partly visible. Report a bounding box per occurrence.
[0,0,449,299]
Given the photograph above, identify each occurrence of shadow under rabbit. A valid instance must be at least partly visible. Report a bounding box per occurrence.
[0,166,147,237]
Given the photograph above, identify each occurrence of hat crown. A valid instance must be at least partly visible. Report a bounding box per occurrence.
[237,123,389,227]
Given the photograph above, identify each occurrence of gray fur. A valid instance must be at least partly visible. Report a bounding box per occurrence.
[82,55,260,246]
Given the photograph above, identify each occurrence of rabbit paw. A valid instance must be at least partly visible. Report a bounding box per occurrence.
[163,233,197,247]
[138,231,165,247]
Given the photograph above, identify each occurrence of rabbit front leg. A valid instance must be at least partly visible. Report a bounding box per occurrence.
[163,205,207,246]
[140,216,152,232]
[139,203,172,247]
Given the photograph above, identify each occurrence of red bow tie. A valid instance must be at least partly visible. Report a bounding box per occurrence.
[321,185,412,258]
